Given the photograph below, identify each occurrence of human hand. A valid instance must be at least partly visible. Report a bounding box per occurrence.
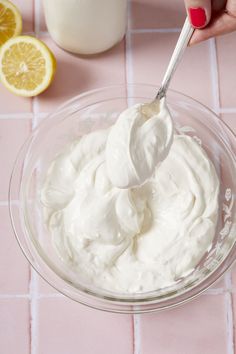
[184,0,236,44]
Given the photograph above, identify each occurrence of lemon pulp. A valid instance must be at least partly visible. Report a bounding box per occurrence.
[0,36,56,96]
[0,0,22,46]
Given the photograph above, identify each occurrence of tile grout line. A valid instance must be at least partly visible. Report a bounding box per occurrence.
[209,38,220,114]
[0,112,49,118]
[125,0,141,354]
[131,28,181,34]
[213,37,235,354]
[209,38,235,354]
[1,108,236,120]
[209,39,235,351]
[204,288,226,295]
[133,314,141,354]
[29,2,42,354]
[225,272,235,354]
[125,2,141,354]
[220,108,236,114]
[34,28,184,35]
[125,0,134,106]
[225,271,232,292]
[34,0,40,36]
[226,293,234,354]
[38,31,49,36]
[32,99,40,129]
[24,31,35,36]
[0,294,30,299]
[2,288,233,299]
[0,113,33,119]
[0,200,18,206]
[29,269,38,354]
[37,293,64,299]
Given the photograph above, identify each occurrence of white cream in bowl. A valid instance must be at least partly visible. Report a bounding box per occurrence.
[41,100,219,293]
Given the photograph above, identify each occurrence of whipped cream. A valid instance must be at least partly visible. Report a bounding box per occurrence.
[106,98,173,188]
[41,104,219,293]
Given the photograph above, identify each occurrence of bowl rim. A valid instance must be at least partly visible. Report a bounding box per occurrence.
[9,83,236,313]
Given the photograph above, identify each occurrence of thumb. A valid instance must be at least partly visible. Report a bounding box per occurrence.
[185,0,212,28]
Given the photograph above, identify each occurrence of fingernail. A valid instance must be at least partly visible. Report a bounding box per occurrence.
[188,7,207,28]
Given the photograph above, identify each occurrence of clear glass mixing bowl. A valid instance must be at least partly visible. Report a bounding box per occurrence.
[9,84,236,313]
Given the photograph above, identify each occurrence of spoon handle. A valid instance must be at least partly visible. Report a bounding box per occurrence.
[156,17,194,100]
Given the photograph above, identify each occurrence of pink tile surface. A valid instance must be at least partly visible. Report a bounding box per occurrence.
[37,35,126,113]
[139,295,228,354]
[210,275,226,290]
[0,86,32,114]
[37,273,60,295]
[38,0,47,32]
[0,299,30,354]
[38,297,133,354]
[130,33,214,107]
[0,206,29,294]
[0,119,31,200]
[131,0,186,29]
[1,1,236,353]
[221,113,236,133]
[230,264,236,289]
[232,293,236,345]
[216,33,236,108]
[14,0,34,32]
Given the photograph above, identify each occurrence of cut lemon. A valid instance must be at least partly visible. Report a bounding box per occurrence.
[0,0,22,46]
[0,35,56,96]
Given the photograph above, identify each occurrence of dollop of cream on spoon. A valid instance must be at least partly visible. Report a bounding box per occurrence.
[106,98,174,188]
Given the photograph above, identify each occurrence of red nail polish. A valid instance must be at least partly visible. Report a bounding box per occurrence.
[189,7,207,28]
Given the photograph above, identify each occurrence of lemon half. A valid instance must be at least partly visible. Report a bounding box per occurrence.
[0,35,56,97]
[0,0,22,46]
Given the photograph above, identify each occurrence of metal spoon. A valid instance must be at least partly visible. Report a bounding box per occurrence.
[156,17,194,100]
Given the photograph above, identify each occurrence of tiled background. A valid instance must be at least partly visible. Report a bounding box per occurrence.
[1,1,236,353]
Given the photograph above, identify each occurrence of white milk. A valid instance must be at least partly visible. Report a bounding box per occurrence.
[43,0,127,55]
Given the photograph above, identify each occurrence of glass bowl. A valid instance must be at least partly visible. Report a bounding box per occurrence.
[9,84,236,313]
